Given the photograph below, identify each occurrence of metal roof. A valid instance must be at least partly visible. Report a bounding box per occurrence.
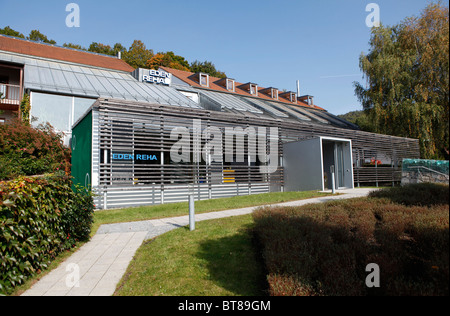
[242,97,289,118]
[0,51,201,109]
[193,88,263,114]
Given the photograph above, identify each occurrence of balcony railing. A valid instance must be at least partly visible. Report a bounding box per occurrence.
[0,83,22,105]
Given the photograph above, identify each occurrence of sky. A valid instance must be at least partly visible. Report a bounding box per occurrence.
[0,0,444,115]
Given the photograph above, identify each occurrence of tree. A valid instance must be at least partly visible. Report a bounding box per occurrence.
[63,43,86,50]
[146,51,190,71]
[0,26,25,38]
[27,30,56,44]
[122,40,153,69]
[354,2,449,159]
[337,110,376,132]
[190,60,226,78]
[88,42,115,55]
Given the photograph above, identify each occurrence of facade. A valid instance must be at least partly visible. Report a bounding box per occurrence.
[0,35,420,209]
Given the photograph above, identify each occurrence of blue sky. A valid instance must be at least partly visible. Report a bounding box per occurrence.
[0,0,443,114]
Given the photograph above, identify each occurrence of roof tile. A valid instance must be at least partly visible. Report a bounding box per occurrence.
[0,35,134,73]
[160,66,325,111]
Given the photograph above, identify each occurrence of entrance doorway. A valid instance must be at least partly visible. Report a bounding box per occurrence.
[322,138,354,190]
[283,137,354,192]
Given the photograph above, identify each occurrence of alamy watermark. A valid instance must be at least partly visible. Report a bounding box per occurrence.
[170,119,279,174]
[65,263,80,288]
[66,3,80,28]
[366,3,381,28]
[365,263,380,288]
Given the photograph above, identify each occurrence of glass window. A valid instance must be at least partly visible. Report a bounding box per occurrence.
[31,92,73,132]
[74,97,95,124]
[31,92,95,133]
[226,79,234,91]
[200,74,208,86]
[291,93,297,103]
[250,84,257,95]
[272,89,278,99]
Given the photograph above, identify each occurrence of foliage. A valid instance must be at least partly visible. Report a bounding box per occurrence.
[63,43,85,50]
[368,183,449,207]
[27,30,56,44]
[0,119,71,180]
[253,184,449,296]
[147,51,190,71]
[19,94,30,125]
[88,42,115,55]
[0,26,25,38]
[354,2,449,159]
[190,60,227,78]
[123,40,154,69]
[0,173,95,295]
[337,110,376,132]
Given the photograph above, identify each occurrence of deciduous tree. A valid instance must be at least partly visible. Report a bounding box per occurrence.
[354,2,449,159]
[123,40,153,69]
[190,60,227,78]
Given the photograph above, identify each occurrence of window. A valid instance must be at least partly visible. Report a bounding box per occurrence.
[199,73,209,87]
[250,84,258,96]
[0,118,5,125]
[31,92,95,133]
[290,92,297,103]
[226,79,235,92]
[272,89,278,100]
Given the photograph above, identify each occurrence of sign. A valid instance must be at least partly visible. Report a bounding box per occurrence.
[112,151,159,163]
[142,69,172,85]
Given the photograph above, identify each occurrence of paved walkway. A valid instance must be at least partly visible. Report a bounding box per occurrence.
[21,188,376,296]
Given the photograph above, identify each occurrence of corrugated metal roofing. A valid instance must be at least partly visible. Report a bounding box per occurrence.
[241,97,289,118]
[0,51,201,109]
[266,101,312,122]
[191,88,263,114]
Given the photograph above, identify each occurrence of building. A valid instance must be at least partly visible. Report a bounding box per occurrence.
[0,35,420,209]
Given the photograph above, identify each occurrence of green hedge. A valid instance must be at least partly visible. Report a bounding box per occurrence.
[0,173,94,295]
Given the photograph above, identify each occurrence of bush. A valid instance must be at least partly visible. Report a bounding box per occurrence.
[253,184,449,296]
[368,183,449,206]
[0,119,71,180]
[0,173,94,295]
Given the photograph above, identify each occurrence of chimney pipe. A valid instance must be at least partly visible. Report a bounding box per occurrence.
[296,80,300,98]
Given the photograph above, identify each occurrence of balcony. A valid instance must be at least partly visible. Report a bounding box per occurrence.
[0,62,24,112]
[0,83,22,108]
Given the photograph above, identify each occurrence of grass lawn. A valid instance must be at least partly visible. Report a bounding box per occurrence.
[92,190,333,235]
[114,214,266,296]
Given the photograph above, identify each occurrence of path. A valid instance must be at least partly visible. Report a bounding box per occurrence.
[21,188,376,296]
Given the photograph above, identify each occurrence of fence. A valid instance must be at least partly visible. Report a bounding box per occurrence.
[402,159,449,185]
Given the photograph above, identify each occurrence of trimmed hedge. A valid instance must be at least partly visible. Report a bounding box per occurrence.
[0,173,94,295]
[253,184,449,296]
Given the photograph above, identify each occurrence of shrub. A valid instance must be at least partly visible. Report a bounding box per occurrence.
[253,186,449,296]
[0,119,71,180]
[0,173,94,295]
[368,183,449,206]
